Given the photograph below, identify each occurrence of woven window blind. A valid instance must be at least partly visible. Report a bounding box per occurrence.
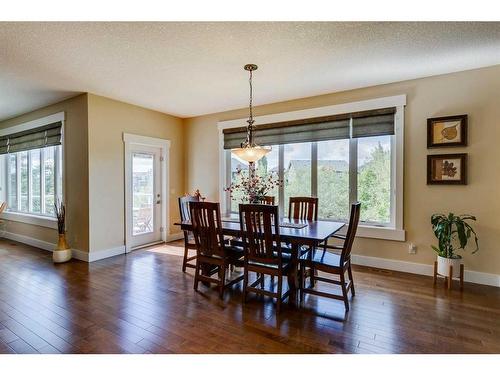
[223,107,395,149]
[0,121,62,155]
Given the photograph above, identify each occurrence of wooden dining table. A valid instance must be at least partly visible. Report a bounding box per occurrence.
[176,214,345,306]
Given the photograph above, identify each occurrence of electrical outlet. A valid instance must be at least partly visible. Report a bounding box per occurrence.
[408,243,417,254]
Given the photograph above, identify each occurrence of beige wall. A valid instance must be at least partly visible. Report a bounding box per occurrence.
[185,65,500,275]
[0,94,90,251]
[87,94,185,252]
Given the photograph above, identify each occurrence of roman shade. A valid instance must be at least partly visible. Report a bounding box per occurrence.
[0,121,62,155]
[223,107,396,149]
[351,107,396,138]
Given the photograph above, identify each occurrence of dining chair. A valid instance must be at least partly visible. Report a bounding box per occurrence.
[287,197,319,260]
[239,203,291,314]
[178,195,199,272]
[229,196,276,248]
[190,201,244,299]
[299,202,361,311]
[258,196,275,205]
[288,196,318,221]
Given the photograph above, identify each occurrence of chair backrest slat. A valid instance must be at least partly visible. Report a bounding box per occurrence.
[178,195,200,222]
[258,196,275,205]
[189,201,225,258]
[239,204,282,265]
[288,197,318,221]
[341,202,361,263]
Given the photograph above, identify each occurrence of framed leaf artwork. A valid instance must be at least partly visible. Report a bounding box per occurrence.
[427,115,467,148]
[427,153,467,185]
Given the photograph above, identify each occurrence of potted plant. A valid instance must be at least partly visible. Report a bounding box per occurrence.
[431,213,478,277]
[53,200,71,263]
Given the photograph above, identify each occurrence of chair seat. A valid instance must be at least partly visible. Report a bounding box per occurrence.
[248,249,292,269]
[282,244,310,257]
[225,245,244,258]
[301,250,346,268]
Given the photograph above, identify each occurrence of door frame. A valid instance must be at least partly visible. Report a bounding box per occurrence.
[123,133,171,253]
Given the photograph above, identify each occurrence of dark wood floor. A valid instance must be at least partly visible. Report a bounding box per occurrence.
[0,238,499,354]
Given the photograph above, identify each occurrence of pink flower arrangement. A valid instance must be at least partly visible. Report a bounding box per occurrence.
[224,167,282,204]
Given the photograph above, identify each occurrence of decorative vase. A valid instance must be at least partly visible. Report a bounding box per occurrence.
[437,255,461,278]
[53,233,72,263]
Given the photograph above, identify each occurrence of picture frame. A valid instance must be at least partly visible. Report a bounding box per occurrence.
[427,114,467,148]
[427,153,467,185]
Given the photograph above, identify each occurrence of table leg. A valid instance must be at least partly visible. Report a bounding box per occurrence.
[287,242,299,306]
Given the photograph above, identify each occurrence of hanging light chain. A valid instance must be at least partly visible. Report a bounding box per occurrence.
[249,68,253,124]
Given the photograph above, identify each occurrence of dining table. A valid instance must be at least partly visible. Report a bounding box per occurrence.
[176,214,345,306]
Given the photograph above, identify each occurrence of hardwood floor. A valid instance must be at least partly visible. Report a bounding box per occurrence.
[0,238,499,354]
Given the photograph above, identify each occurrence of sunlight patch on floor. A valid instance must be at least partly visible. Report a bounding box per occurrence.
[144,243,185,257]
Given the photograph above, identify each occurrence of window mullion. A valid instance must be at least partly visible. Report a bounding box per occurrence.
[16,153,21,211]
[41,148,46,214]
[311,142,318,197]
[5,156,9,209]
[278,144,284,217]
[349,138,358,206]
[28,151,33,212]
[54,147,59,204]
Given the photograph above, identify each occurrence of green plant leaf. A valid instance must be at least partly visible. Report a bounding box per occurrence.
[455,220,467,249]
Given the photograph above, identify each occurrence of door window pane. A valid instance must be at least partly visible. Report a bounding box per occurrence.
[30,150,41,213]
[8,154,17,210]
[284,142,311,217]
[132,153,155,235]
[44,146,56,215]
[317,139,350,220]
[357,136,391,223]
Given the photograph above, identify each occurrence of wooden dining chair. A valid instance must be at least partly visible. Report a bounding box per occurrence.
[190,201,244,299]
[178,195,199,272]
[299,202,361,311]
[258,196,275,205]
[239,204,291,314]
[286,197,319,259]
[288,196,318,221]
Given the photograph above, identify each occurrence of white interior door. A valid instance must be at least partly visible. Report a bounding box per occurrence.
[128,145,162,249]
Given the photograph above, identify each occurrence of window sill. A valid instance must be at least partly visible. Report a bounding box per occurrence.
[356,225,405,241]
[1,211,58,230]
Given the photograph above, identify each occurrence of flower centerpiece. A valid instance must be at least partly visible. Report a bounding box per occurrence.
[224,166,282,204]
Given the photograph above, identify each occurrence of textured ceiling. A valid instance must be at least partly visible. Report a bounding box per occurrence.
[1,22,500,121]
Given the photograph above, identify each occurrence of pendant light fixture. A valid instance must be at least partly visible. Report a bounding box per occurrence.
[231,64,271,163]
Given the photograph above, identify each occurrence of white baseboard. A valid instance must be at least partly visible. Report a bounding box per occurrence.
[2,231,55,252]
[351,254,500,287]
[87,246,126,262]
[2,230,499,286]
[1,231,125,263]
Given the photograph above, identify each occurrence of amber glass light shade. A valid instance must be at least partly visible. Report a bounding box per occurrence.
[232,145,271,163]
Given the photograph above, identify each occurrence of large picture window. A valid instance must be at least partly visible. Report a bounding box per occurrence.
[226,135,393,225]
[4,146,62,217]
[220,97,405,239]
[0,114,64,220]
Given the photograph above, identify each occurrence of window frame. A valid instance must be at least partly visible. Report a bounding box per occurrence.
[218,96,405,241]
[0,112,65,229]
